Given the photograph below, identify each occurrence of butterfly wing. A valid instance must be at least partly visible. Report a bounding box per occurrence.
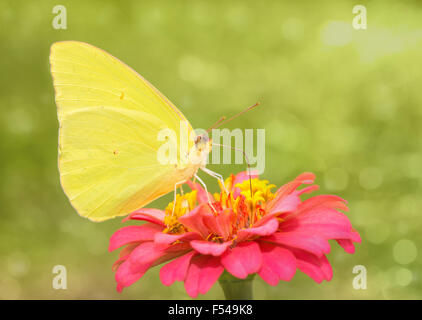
[50,41,196,221]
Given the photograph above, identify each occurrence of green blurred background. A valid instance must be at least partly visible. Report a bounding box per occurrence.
[0,0,421,299]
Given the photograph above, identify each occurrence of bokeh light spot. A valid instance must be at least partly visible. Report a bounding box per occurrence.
[281,18,304,40]
[359,167,383,190]
[7,252,30,278]
[320,21,352,47]
[365,220,390,244]
[393,239,418,265]
[395,268,413,286]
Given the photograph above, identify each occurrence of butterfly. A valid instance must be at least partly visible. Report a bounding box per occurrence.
[50,41,258,222]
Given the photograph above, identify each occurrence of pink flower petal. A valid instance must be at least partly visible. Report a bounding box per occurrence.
[115,242,163,291]
[109,223,163,252]
[112,243,139,271]
[297,195,349,214]
[221,241,262,279]
[320,256,333,280]
[294,185,320,196]
[266,185,319,219]
[258,242,297,285]
[289,247,333,283]
[262,231,331,257]
[202,210,233,241]
[128,242,191,272]
[123,208,166,225]
[262,198,300,225]
[350,230,362,243]
[337,239,355,254]
[281,207,353,240]
[237,218,279,242]
[234,170,260,185]
[187,180,211,204]
[190,240,231,256]
[268,193,301,215]
[178,204,210,238]
[265,172,316,217]
[336,230,361,254]
[116,260,144,293]
[154,232,201,246]
[273,172,316,201]
[160,251,197,286]
[184,255,224,298]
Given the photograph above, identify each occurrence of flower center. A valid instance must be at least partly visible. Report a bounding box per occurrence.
[163,190,197,234]
[215,177,276,230]
[236,178,276,208]
[162,177,276,238]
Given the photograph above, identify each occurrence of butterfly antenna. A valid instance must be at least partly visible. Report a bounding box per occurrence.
[207,116,227,133]
[207,102,260,223]
[208,102,260,132]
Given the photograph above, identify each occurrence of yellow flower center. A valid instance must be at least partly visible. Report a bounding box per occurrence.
[163,176,276,236]
[235,178,276,223]
[214,177,276,229]
[236,178,276,206]
[163,190,198,234]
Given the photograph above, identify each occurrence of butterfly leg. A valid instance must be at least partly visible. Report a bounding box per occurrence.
[194,173,217,213]
[200,167,228,194]
[211,142,254,196]
[171,180,186,217]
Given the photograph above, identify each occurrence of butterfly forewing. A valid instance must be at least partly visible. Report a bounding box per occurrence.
[50,41,196,221]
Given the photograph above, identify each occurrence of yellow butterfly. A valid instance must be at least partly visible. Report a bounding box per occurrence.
[50,41,225,222]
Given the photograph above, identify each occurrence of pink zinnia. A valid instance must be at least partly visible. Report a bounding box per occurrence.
[109,171,360,298]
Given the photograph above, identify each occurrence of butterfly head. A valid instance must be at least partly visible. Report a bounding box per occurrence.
[189,134,212,167]
[194,134,212,151]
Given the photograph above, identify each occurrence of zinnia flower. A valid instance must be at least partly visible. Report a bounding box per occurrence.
[109,171,360,298]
